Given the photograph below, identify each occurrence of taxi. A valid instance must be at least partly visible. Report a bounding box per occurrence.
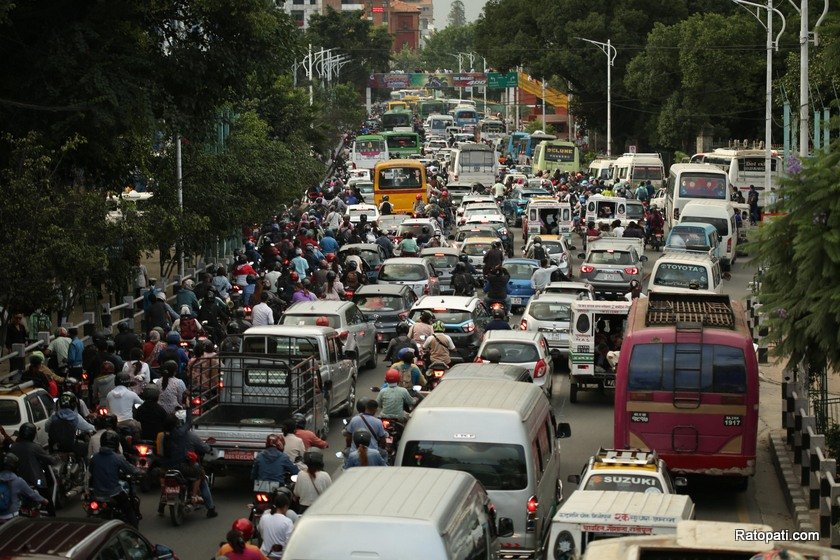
[567,449,686,494]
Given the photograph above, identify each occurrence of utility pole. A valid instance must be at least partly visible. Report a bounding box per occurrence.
[788,0,829,157]
[175,133,184,278]
[307,43,313,106]
[541,79,546,130]
[576,37,617,156]
[482,57,487,114]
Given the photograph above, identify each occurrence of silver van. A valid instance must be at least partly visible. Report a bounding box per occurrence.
[283,467,513,560]
[396,378,572,559]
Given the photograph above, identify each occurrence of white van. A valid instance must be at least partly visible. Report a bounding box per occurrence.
[665,163,730,227]
[283,467,513,560]
[609,152,665,189]
[524,197,574,241]
[548,490,695,560]
[395,378,572,559]
[588,158,615,182]
[679,199,739,271]
[647,252,730,295]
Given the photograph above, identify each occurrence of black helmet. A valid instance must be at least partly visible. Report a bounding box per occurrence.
[485,348,502,363]
[18,422,37,442]
[454,262,466,273]
[303,451,325,470]
[356,397,369,415]
[420,311,433,324]
[141,385,161,401]
[227,322,243,335]
[2,452,19,473]
[353,429,372,448]
[100,430,120,451]
[115,371,132,386]
[396,321,410,336]
[292,412,306,429]
[59,391,77,410]
[117,322,129,333]
[492,308,505,320]
[459,254,469,263]
[346,260,358,271]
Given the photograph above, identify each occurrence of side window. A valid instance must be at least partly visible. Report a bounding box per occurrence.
[117,530,155,560]
[326,337,339,364]
[713,264,721,287]
[95,538,126,560]
[26,394,47,423]
[575,312,591,334]
[38,393,54,418]
[532,439,543,477]
[538,421,552,468]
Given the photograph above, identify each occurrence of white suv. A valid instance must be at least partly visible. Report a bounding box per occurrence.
[520,293,577,357]
[0,381,55,448]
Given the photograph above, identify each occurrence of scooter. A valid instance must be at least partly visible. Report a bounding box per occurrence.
[425,361,449,390]
[160,467,207,526]
[83,476,141,527]
[248,476,297,525]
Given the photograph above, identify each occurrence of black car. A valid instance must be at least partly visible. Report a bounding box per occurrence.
[352,283,418,351]
[0,518,176,560]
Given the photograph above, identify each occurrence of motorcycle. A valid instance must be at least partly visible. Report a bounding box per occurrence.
[649,231,664,251]
[248,477,297,525]
[160,467,207,526]
[379,417,405,466]
[83,476,141,526]
[128,439,157,492]
[51,439,88,509]
[425,361,449,391]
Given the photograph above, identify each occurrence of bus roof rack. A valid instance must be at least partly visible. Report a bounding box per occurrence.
[594,448,659,466]
[645,292,735,329]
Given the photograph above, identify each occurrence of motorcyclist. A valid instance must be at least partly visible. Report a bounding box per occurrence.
[158,331,190,375]
[482,241,504,276]
[341,260,364,293]
[422,321,456,367]
[483,265,511,316]
[88,430,141,527]
[384,321,419,363]
[412,194,425,216]
[376,369,414,422]
[158,410,217,517]
[378,195,393,216]
[484,308,512,331]
[344,429,387,468]
[251,434,299,483]
[89,413,124,456]
[451,262,476,297]
[407,311,434,346]
[134,386,168,442]
[0,452,49,523]
[8,423,56,513]
[290,412,328,450]
[197,288,230,342]
[46,392,95,457]
[390,348,425,389]
[105,371,143,432]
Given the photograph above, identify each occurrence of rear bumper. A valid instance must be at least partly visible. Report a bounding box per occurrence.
[498,550,536,560]
[659,454,756,477]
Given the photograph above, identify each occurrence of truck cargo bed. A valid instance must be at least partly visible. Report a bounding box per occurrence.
[194,405,293,428]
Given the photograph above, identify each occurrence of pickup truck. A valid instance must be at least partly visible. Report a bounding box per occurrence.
[193,326,358,475]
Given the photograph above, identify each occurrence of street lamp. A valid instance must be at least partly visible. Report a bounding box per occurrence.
[731,0,785,191]
[576,37,617,156]
[448,53,463,100]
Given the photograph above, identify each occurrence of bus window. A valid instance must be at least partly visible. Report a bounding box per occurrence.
[377,168,422,189]
[678,173,727,200]
[632,166,663,181]
[628,343,747,393]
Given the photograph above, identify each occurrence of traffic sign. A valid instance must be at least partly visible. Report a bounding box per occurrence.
[487,72,518,89]
[629,145,637,154]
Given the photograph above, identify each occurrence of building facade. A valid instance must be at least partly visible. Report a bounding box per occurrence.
[389,1,420,52]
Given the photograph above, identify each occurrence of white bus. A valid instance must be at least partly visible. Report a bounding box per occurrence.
[350,134,390,171]
[689,147,783,207]
[450,143,497,185]
[665,163,730,227]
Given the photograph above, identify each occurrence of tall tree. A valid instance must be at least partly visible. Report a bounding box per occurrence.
[422,23,475,71]
[448,0,467,28]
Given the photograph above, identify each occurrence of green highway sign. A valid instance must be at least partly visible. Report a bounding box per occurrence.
[487,71,518,89]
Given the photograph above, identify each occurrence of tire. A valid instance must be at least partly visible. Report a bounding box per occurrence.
[342,377,357,417]
[569,381,578,403]
[170,503,184,526]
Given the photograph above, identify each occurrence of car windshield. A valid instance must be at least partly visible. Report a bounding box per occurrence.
[457,230,497,242]
[464,206,500,217]
[626,203,645,220]
[481,342,540,363]
[462,243,492,256]
[506,263,537,280]
[348,208,376,218]
[356,183,373,193]
[589,250,633,265]
[357,250,383,267]
[280,314,340,328]
[583,473,664,493]
[0,399,21,425]
[542,242,564,254]
[423,254,459,269]
[353,295,404,312]
[682,216,729,238]
[528,301,571,321]
[402,441,527,491]
[668,228,711,250]
[653,263,710,289]
[379,264,428,282]
[409,309,471,324]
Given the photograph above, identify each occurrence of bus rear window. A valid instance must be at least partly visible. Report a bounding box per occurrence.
[402,441,527,490]
[377,168,422,189]
[678,173,727,200]
[632,166,663,180]
[627,343,747,393]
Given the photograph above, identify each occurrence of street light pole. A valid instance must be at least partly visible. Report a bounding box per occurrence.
[175,133,184,278]
[541,79,546,130]
[576,37,617,156]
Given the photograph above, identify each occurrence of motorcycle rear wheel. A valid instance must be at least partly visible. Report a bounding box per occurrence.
[169,503,184,526]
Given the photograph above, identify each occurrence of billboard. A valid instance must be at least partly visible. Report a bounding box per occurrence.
[368,72,491,89]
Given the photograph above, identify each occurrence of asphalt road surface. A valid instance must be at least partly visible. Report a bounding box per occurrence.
[58,230,793,559]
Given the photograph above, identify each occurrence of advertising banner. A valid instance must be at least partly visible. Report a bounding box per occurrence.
[368,72,490,89]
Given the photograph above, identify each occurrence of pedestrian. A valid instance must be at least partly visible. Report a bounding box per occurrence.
[747,185,759,225]
[131,258,149,300]
[27,309,51,341]
[5,313,28,372]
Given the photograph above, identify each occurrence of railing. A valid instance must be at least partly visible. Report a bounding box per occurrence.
[781,374,840,547]
[747,267,769,364]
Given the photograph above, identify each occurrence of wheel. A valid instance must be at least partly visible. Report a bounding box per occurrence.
[170,503,184,526]
[569,381,578,403]
[342,377,357,417]
[365,343,377,370]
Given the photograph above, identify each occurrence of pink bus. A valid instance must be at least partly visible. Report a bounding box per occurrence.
[613,292,758,490]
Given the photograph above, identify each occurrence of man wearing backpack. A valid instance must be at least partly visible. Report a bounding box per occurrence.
[0,452,49,523]
[529,237,547,262]
[175,306,201,341]
[46,392,95,458]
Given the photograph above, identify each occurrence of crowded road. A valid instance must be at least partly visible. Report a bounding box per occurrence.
[55,224,792,559]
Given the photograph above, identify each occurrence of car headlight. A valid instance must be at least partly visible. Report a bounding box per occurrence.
[553,530,576,560]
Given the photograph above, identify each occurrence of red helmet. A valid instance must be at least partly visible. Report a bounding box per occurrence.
[315,316,330,327]
[266,433,285,451]
[441,190,448,197]
[232,518,254,540]
[326,253,336,263]
[186,451,199,464]
[416,194,423,200]
[290,271,300,282]
[385,368,401,384]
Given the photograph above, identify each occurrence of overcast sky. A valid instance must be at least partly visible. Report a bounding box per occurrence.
[432,0,487,28]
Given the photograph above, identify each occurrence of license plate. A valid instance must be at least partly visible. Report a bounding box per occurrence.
[604,378,616,388]
[385,436,393,445]
[598,273,622,282]
[224,449,256,461]
[543,332,561,341]
[164,485,180,495]
[511,297,522,305]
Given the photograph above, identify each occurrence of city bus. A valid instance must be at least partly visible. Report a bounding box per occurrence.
[381,110,413,132]
[478,118,505,143]
[665,163,730,227]
[532,140,579,175]
[453,106,479,128]
[373,159,427,214]
[350,134,390,171]
[382,131,422,159]
[613,291,758,490]
[689,146,783,208]
[418,99,447,119]
[426,114,454,138]
[450,143,497,185]
[506,132,529,160]
[386,100,409,112]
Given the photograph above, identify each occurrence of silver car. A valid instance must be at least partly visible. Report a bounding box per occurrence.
[419,247,460,295]
[520,293,578,357]
[280,301,378,369]
[476,330,554,396]
[577,238,647,299]
[543,281,595,300]
[377,257,441,298]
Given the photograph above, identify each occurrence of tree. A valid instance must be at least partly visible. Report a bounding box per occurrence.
[422,23,476,71]
[751,136,840,373]
[317,85,366,138]
[448,0,467,28]
[392,47,425,72]
[525,121,556,135]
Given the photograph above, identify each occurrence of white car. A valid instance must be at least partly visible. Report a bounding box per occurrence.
[345,204,380,225]
[568,448,686,494]
[456,195,497,217]
[520,293,577,357]
[476,330,554,396]
[459,205,505,225]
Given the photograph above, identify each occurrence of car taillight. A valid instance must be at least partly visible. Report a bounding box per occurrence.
[244,306,252,314]
[381,419,391,429]
[624,267,639,275]
[463,322,475,333]
[533,359,547,378]
[520,319,528,330]
[432,369,446,378]
[89,500,99,511]
[727,237,732,252]
[526,495,538,532]
[527,496,538,513]
[581,264,594,274]
[136,445,150,456]
[191,396,202,406]
[338,330,349,340]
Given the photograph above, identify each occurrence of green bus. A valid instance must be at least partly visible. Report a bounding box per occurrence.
[418,100,447,119]
[382,131,422,159]
[380,109,413,132]
[533,140,580,175]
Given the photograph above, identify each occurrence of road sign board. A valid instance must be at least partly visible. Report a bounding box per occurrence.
[487,72,518,89]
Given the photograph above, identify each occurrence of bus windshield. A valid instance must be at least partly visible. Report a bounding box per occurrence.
[481,122,504,133]
[377,167,422,189]
[678,173,727,200]
[355,139,385,154]
[382,112,411,129]
[455,109,477,120]
[459,149,495,170]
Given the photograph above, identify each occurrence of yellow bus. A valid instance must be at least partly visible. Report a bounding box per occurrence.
[386,100,409,112]
[373,159,427,214]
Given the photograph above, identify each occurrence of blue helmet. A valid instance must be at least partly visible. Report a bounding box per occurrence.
[166,331,181,345]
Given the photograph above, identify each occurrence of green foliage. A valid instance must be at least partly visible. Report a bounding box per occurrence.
[751,136,840,372]
[317,85,366,139]
[524,121,556,135]
[422,23,476,71]
[448,0,467,28]
[391,47,424,72]
[825,422,840,459]
[306,9,393,89]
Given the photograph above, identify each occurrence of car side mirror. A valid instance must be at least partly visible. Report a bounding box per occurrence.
[556,422,572,438]
[154,544,176,560]
[640,255,648,262]
[674,476,688,488]
[567,474,581,484]
[722,272,732,281]
[577,253,586,259]
[568,245,576,250]
[498,517,515,537]
[343,349,358,360]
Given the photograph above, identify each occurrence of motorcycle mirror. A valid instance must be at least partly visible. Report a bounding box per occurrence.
[370,386,381,392]
[413,385,422,392]
[335,452,344,458]
[291,474,298,483]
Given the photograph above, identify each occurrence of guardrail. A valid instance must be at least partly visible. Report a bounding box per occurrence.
[747,267,769,364]
[782,375,840,548]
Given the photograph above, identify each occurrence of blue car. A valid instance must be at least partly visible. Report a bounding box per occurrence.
[504,258,540,311]
[510,187,553,226]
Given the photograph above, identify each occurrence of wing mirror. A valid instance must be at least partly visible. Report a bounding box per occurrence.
[640,255,648,262]
[577,253,586,260]
[722,272,732,281]
[567,245,576,250]
[556,422,572,438]
[674,476,688,488]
